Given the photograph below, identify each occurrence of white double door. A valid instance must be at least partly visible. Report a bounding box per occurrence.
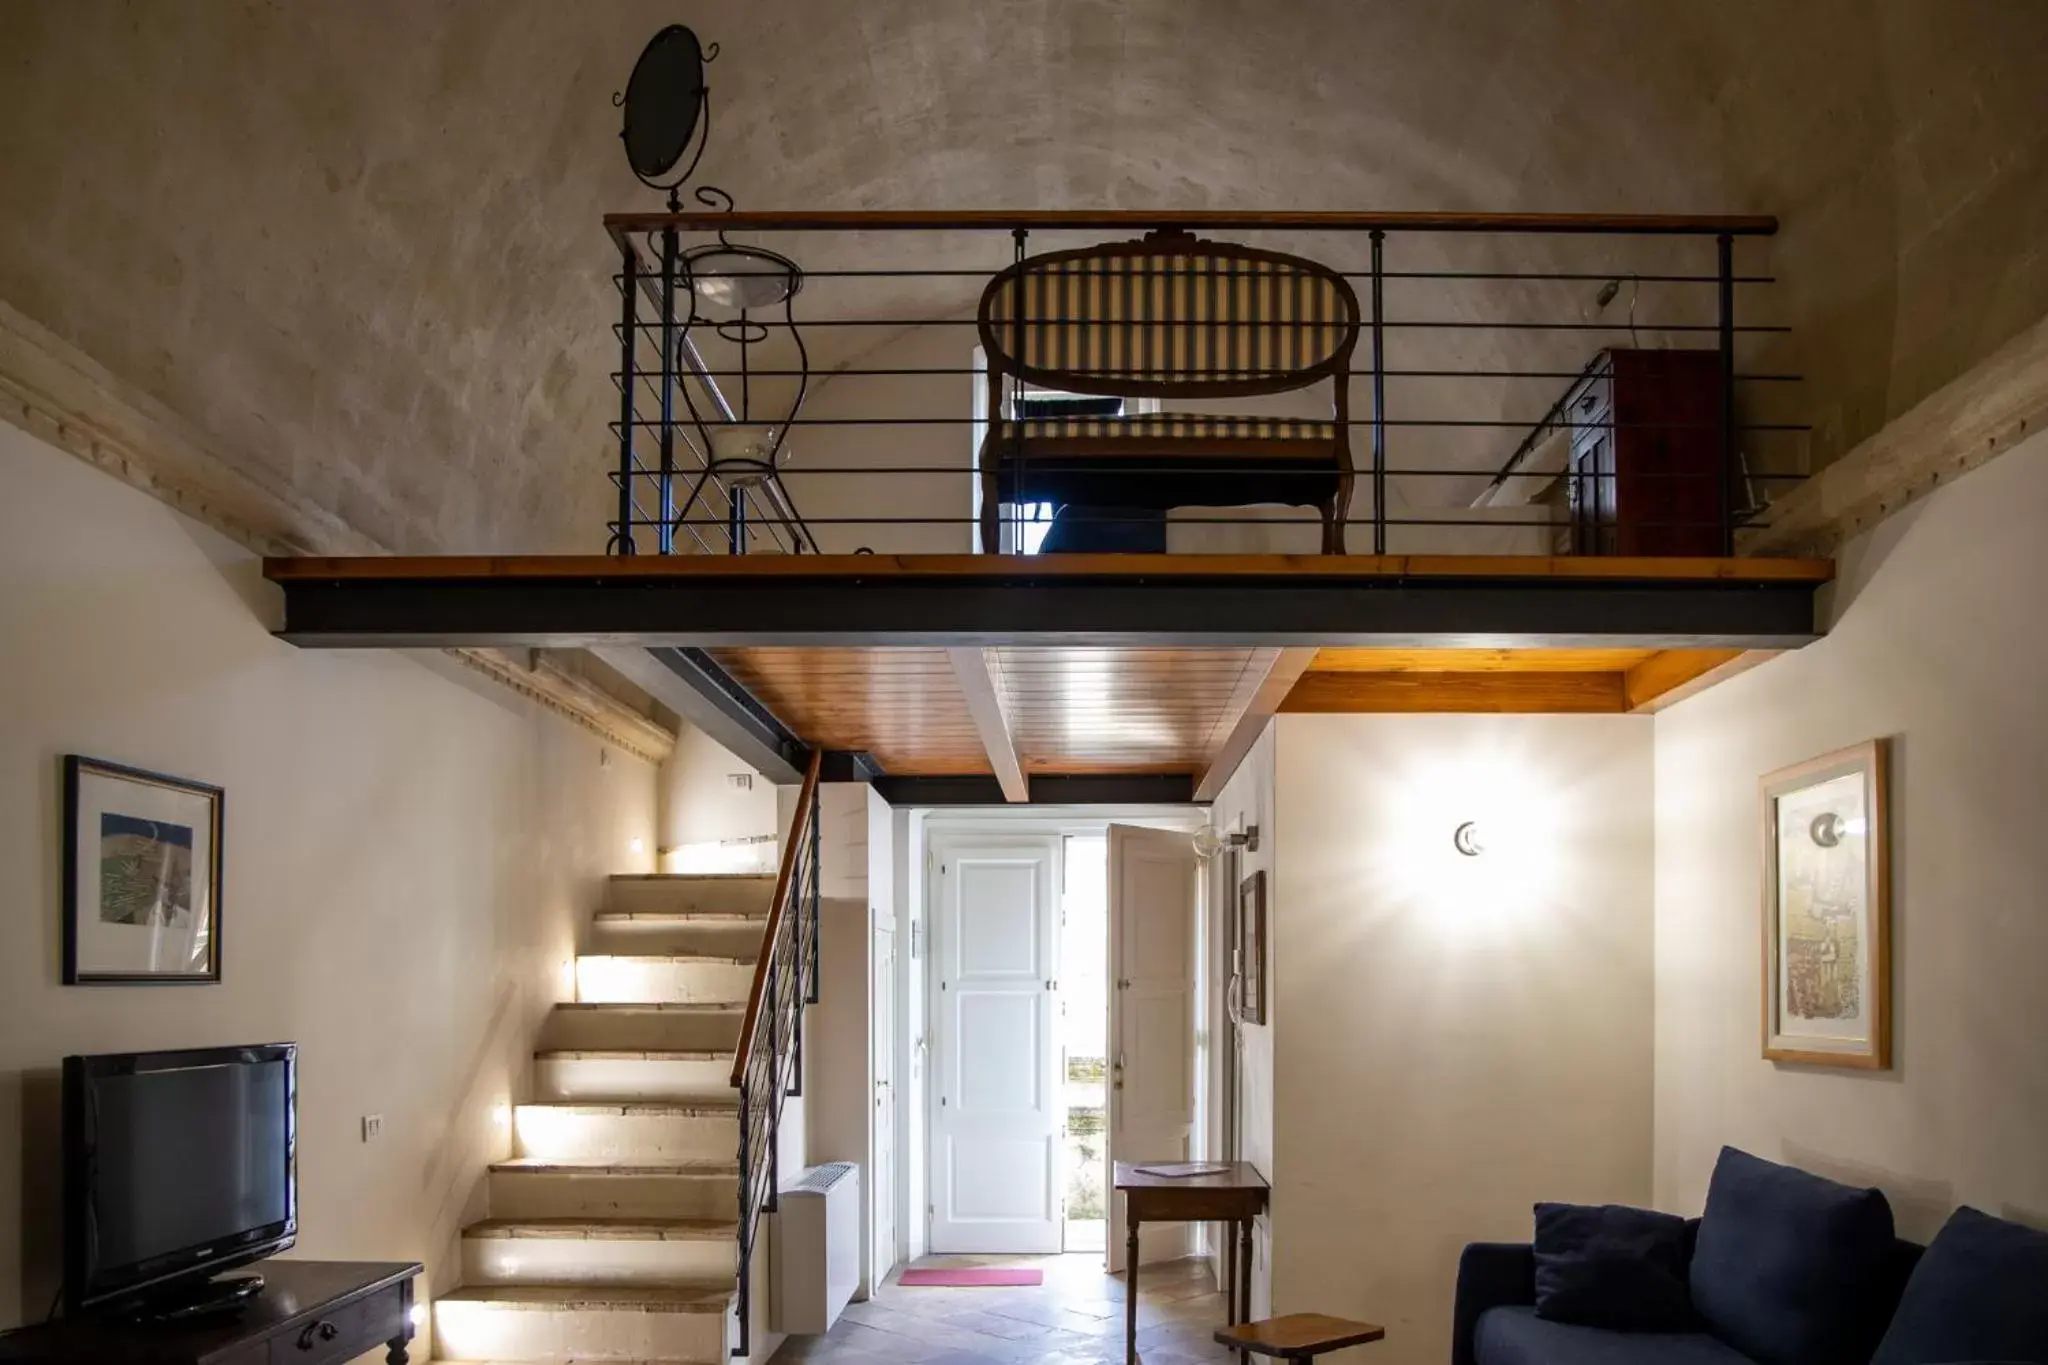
[929,828,1196,1258]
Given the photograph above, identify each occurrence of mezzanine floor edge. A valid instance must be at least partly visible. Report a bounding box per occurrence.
[261,553,1832,650]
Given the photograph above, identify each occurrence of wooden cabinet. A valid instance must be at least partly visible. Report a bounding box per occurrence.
[0,1262,418,1365]
[1564,349,1726,556]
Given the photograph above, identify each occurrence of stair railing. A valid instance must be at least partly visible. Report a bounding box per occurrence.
[729,749,823,1358]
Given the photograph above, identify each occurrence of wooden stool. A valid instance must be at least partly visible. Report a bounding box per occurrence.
[1215,1313,1386,1363]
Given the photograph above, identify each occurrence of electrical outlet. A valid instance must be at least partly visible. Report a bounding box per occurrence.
[728,772,754,790]
[361,1114,384,1142]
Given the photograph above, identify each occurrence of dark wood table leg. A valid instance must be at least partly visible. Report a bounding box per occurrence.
[386,1336,409,1365]
[1224,1219,1239,1325]
[1127,1214,1142,1365]
[1237,1217,1254,1365]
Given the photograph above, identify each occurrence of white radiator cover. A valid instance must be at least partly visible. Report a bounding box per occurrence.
[771,1162,860,1334]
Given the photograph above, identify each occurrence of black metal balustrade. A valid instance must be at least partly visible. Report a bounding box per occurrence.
[729,751,821,1359]
[604,210,1810,558]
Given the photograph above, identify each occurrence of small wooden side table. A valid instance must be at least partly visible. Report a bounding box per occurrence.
[1216,1313,1386,1362]
[1114,1161,1269,1365]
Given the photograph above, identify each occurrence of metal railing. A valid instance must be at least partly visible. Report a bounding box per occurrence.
[729,751,822,1358]
[604,210,1808,558]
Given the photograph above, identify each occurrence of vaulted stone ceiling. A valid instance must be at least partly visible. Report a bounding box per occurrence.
[2,1,2043,556]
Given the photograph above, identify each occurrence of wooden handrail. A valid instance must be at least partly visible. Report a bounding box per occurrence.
[605,208,1780,237]
[263,552,1834,584]
[729,749,823,1088]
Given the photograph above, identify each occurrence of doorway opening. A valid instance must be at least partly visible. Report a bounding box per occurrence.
[922,814,1202,1264]
[1060,834,1109,1253]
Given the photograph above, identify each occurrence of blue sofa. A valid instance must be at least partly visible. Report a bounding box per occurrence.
[1453,1148,2048,1365]
[1453,1234,1922,1365]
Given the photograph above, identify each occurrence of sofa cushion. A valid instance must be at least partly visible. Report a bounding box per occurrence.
[1870,1205,2048,1365]
[1533,1202,1696,1332]
[1475,1306,1756,1365]
[1689,1147,1898,1365]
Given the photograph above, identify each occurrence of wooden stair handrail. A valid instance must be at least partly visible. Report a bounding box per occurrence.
[730,749,823,1088]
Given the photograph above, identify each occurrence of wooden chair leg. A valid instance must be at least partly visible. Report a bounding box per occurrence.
[1320,500,1346,555]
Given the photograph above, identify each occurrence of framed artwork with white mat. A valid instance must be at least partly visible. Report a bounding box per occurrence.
[62,755,224,985]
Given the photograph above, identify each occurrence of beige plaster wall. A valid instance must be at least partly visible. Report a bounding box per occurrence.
[1652,426,2048,1239]
[1269,713,1655,1365]
[0,422,657,1333]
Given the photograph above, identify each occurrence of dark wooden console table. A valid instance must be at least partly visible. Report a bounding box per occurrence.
[1115,1161,1269,1365]
[0,1260,420,1365]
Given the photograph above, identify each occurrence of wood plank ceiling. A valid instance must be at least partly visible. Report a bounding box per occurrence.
[708,645,1767,780]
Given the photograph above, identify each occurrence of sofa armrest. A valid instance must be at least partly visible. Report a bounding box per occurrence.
[1452,1243,1537,1365]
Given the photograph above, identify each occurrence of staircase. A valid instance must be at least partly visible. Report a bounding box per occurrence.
[435,757,823,1363]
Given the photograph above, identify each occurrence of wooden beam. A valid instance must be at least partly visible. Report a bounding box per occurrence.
[1309,647,1657,673]
[263,552,1834,584]
[592,646,809,784]
[1281,671,1628,714]
[1624,649,1775,713]
[1195,648,1318,801]
[1748,310,2048,555]
[947,647,1028,803]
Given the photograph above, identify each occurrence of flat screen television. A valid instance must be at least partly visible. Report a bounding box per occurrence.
[63,1043,297,1314]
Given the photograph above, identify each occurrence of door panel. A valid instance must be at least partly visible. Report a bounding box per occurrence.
[931,838,1062,1253]
[1108,824,1200,1272]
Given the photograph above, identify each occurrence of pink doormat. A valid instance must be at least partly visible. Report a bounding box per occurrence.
[897,1267,1045,1287]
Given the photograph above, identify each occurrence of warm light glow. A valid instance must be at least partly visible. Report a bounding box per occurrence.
[558,958,578,998]
[662,836,778,875]
[511,1103,593,1162]
[1379,746,1565,934]
[410,1303,429,1328]
[490,1103,512,1129]
[629,836,646,855]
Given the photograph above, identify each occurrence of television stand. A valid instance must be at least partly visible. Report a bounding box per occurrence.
[0,1260,421,1365]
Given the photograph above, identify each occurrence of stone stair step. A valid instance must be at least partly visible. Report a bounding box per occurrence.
[575,954,755,1006]
[489,1159,739,1222]
[461,1218,739,1288]
[589,915,766,961]
[432,1284,729,1363]
[535,1050,735,1104]
[514,1101,740,1164]
[606,874,777,918]
[541,1004,743,1055]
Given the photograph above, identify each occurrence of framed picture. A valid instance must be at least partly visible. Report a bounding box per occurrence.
[63,755,224,985]
[1236,869,1268,1025]
[1760,739,1889,1068]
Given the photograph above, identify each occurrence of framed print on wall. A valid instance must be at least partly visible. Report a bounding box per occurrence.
[1236,869,1268,1025]
[63,755,224,985]
[1760,738,1889,1068]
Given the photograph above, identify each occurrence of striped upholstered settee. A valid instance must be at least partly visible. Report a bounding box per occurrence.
[976,229,1362,553]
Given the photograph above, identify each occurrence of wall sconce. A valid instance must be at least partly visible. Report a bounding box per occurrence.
[1453,821,1485,857]
[1192,822,1260,859]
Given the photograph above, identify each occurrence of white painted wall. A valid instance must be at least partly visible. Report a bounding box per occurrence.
[1270,713,1655,1365]
[0,423,657,1336]
[1653,428,2048,1238]
[658,724,779,872]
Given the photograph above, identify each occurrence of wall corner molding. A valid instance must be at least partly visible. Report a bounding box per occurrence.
[0,295,674,762]
[1747,310,2048,555]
